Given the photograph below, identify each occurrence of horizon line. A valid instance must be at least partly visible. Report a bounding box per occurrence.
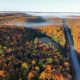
[0,11,80,13]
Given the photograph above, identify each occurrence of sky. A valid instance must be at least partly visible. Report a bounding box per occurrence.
[0,0,80,12]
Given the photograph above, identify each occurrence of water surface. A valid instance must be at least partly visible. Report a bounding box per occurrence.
[13,20,62,28]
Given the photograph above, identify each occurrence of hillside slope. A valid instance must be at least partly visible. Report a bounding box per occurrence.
[38,25,66,47]
[67,19,80,53]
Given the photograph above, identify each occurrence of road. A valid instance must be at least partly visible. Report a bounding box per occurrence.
[39,37,61,49]
[63,20,80,80]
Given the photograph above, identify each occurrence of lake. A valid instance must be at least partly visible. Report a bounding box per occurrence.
[13,19,62,28]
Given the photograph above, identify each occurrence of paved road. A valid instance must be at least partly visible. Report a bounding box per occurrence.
[63,20,80,80]
[39,37,61,49]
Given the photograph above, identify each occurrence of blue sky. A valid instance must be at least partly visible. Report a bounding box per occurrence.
[0,0,80,12]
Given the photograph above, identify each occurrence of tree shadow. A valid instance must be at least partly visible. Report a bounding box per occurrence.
[23,27,47,41]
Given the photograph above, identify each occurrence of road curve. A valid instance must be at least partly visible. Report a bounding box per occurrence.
[63,20,80,80]
[39,37,61,49]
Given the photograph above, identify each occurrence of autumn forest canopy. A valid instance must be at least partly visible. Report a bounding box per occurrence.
[0,12,80,80]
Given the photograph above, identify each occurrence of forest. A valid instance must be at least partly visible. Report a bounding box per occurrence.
[0,25,73,80]
[0,13,79,80]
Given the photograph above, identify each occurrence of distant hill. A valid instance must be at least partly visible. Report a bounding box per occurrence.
[0,12,28,17]
[0,12,46,23]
